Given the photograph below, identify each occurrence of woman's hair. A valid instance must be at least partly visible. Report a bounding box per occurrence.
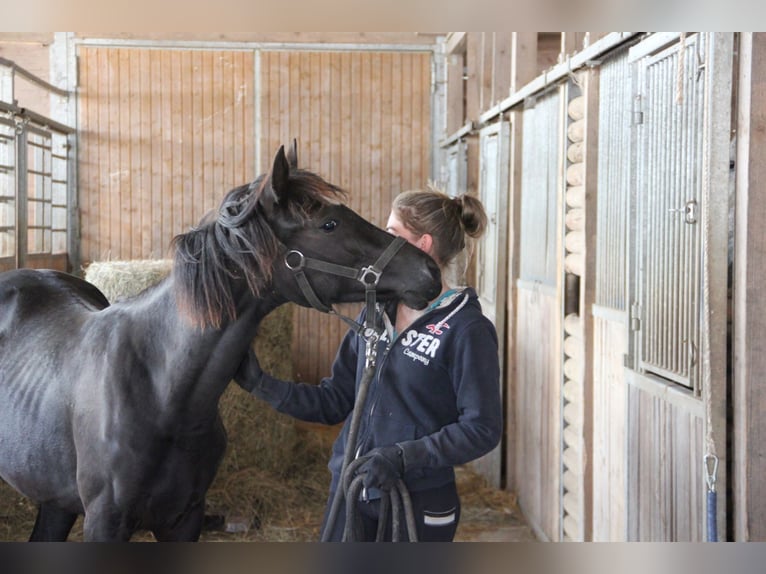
[391,183,488,266]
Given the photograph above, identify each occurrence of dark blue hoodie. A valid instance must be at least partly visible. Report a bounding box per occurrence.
[255,287,502,494]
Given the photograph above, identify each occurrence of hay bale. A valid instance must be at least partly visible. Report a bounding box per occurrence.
[84,259,173,302]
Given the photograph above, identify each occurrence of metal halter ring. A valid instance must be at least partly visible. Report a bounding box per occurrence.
[358,265,382,287]
[284,250,306,271]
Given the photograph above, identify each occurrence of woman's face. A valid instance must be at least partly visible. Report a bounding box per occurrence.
[386,211,424,251]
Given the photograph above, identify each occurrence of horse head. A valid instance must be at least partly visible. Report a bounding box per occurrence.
[173,141,441,328]
[258,141,442,311]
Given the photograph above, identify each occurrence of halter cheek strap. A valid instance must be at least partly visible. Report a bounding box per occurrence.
[284,236,407,348]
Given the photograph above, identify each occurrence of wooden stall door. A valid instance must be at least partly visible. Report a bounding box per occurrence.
[626,33,732,541]
[78,46,255,264]
[471,122,510,488]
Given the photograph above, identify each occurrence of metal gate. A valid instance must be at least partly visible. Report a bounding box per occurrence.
[631,33,707,391]
[0,59,73,272]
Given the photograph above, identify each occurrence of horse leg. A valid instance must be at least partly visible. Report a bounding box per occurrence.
[29,503,78,541]
[152,500,205,542]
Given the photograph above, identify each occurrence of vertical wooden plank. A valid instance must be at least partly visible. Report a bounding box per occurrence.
[243,51,255,180]
[399,53,412,191]
[117,48,130,259]
[236,49,245,181]
[419,53,431,189]
[83,48,99,263]
[480,33,493,111]
[410,53,423,195]
[96,47,110,260]
[107,49,120,259]
[266,51,279,170]
[212,52,224,212]
[190,50,203,232]
[138,49,152,258]
[580,68,599,541]
[370,52,381,227]
[379,51,392,224]
[390,53,402,200]
[170,50,183,240]
[223,52,235,194]
[360,52,371,222]
[128,48,141,259]
[511,33,539,94]
[160,51,173,253]
[734,32,766,541]
[493,32,513,104]
[180,49,193,232]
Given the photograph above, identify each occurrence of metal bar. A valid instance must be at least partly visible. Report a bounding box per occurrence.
[439,120,474,149]
[0,57,70,97]
[15,127,27,268]
[76,37,439,54]
[0,101,74,135]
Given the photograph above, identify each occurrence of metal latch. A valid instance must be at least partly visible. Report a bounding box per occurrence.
[684,200,698,224]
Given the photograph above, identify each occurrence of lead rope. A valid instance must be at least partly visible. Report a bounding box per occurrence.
[319,315,417,543]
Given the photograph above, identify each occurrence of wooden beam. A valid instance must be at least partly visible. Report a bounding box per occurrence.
[445,32,467,55]
[734,32,766,542]
[511,32,538,95]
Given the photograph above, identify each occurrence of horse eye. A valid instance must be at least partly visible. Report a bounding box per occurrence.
[320,219,338,232]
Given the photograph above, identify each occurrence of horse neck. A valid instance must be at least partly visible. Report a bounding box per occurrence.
[138,278,286,422]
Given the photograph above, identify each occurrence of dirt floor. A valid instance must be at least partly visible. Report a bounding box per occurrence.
[0,464,536,542]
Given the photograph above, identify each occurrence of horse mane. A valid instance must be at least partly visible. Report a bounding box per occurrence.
[171,169,346,329]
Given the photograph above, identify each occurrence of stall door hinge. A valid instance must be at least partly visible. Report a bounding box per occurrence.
[630,302,641,332]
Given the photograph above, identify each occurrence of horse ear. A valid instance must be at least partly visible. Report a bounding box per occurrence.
[286,138,298,169]
[268,145,290,206]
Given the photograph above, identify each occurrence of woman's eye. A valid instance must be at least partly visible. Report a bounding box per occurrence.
[321,219,338,232]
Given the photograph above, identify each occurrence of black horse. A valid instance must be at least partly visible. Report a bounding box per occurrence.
[0,143,441,541]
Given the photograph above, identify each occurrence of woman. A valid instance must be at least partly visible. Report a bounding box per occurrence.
[235,186,502,541]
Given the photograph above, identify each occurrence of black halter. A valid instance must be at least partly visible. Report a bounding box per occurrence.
[285,235,406,364]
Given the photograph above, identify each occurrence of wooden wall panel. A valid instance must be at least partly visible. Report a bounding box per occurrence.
[514,286,561,540]
[626,380,705,541]
[592,311,628,541]
[78,47,255,264]
[258,49,432,382]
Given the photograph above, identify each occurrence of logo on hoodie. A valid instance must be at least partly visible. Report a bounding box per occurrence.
[425,322,450,336]
[399,328,443,366]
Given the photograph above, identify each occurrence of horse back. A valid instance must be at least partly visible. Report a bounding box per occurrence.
[0,269,109,335]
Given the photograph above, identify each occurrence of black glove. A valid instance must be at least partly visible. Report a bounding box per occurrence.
[234,347,264,393]
[357,445,404,491]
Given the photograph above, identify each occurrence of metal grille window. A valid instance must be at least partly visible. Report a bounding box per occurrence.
[519,91,561,285]
[631,33,707,390]
[595,47,631,312]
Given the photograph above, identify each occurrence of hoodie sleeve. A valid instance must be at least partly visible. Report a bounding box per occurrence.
[255,326,360,426]
[397,316,502,470]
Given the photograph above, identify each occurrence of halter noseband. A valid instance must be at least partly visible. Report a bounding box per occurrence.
[285,235,407,363]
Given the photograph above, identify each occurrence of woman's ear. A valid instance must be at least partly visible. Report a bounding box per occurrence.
[419,233,434,256]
